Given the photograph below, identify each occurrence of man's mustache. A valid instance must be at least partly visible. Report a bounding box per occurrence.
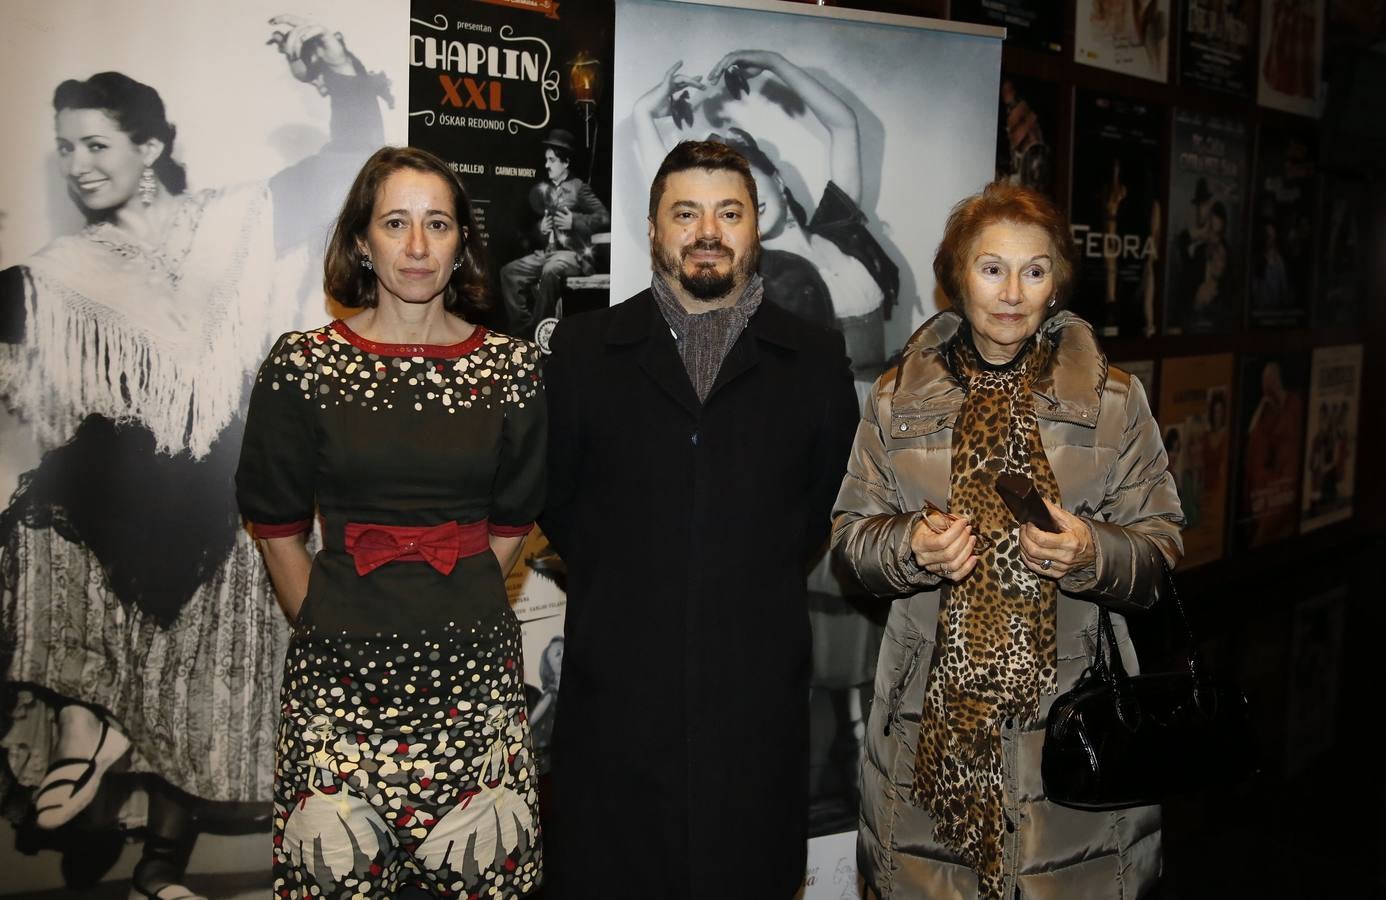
[682,239,732,260]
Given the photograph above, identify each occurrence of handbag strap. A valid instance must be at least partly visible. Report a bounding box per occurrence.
[1094,556,1216,714]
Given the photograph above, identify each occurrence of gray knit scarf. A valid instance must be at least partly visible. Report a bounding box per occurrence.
[649,272,765,403]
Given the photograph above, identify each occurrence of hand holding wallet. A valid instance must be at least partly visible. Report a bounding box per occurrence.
[994,472,1060,533]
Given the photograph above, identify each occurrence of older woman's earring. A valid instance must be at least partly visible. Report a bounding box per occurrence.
[138,167,158,207]
[360,256,373,271]
[1047,296,1057,309]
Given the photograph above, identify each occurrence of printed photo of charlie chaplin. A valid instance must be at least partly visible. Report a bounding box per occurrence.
[499,127,610,338]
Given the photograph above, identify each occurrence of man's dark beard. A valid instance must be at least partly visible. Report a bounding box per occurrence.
[656,237,761,302]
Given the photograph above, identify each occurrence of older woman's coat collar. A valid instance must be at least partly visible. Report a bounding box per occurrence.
[889,309,1107,436]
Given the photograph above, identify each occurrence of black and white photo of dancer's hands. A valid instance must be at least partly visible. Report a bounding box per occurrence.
[634,61,706,125]
[267,15,357,82]
[708,50,786,87]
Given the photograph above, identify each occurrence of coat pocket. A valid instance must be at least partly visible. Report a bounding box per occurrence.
[882,632,929,736]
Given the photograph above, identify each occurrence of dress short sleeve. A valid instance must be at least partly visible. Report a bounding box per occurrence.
[489,339,546,536]
[236,331,317,537]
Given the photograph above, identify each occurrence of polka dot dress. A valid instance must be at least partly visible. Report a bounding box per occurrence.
[236,320,546,897]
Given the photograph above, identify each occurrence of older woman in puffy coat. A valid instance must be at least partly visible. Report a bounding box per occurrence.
[832,182,1184,900]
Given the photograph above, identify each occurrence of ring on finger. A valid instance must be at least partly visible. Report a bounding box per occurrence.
[1041,559,1053,570]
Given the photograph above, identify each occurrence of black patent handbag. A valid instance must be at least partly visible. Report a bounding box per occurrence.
[1041,565,1259,810]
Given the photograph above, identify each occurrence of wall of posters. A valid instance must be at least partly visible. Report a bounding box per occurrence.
[0,1,409,895]
[408,0,616,348]
[1070,91,1164,338]
[1179,0,1258,96]
[1314,173,1364,328]
[952,0,1063,52]
[1164,109,1248,334]
[1235,352,1308,550]
[1258,0,1326,116]
[995,72,1061,200]
[1249,126,1317,329]
[1300,344,1361,532]
[1158,354,1235,568]
[1074,0,1172,82]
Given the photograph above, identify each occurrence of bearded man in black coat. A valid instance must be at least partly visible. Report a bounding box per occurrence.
[540,141,859,899]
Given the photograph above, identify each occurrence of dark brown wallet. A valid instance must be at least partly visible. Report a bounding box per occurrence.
[994,472,1060,533]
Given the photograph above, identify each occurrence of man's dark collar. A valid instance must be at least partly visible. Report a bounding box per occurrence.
[604,286,803,350]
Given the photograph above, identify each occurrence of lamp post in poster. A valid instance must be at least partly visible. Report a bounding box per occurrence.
[569,50,602,162]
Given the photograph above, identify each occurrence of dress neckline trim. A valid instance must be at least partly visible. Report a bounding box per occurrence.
[330,318,487,358]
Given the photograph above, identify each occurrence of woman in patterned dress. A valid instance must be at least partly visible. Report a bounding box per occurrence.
[236,146,545,897]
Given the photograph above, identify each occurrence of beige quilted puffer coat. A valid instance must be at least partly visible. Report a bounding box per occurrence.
[832,310,1185,900]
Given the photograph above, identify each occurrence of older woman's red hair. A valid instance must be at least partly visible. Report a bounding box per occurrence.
[933,182,1075,310]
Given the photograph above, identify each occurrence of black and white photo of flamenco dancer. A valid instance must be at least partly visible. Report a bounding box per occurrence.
[499,129,610,340]
[632,50,899,386]
[0,16,389,898]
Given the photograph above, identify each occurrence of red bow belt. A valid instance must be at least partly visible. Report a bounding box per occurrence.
[343,520,490,576]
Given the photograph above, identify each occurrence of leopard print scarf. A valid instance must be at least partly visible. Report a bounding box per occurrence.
[910,330,1060,900]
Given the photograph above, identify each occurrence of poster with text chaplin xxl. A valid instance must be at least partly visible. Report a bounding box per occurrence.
[408,0,615,349]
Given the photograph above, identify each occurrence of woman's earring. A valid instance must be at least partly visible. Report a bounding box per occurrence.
[1047,296,1057,309]
[138,167,158,207]
[452,258,463,271]
[360,256,373,271]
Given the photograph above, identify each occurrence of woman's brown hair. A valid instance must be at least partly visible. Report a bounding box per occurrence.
[933,182,1075,311]
[324,146,489,317]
